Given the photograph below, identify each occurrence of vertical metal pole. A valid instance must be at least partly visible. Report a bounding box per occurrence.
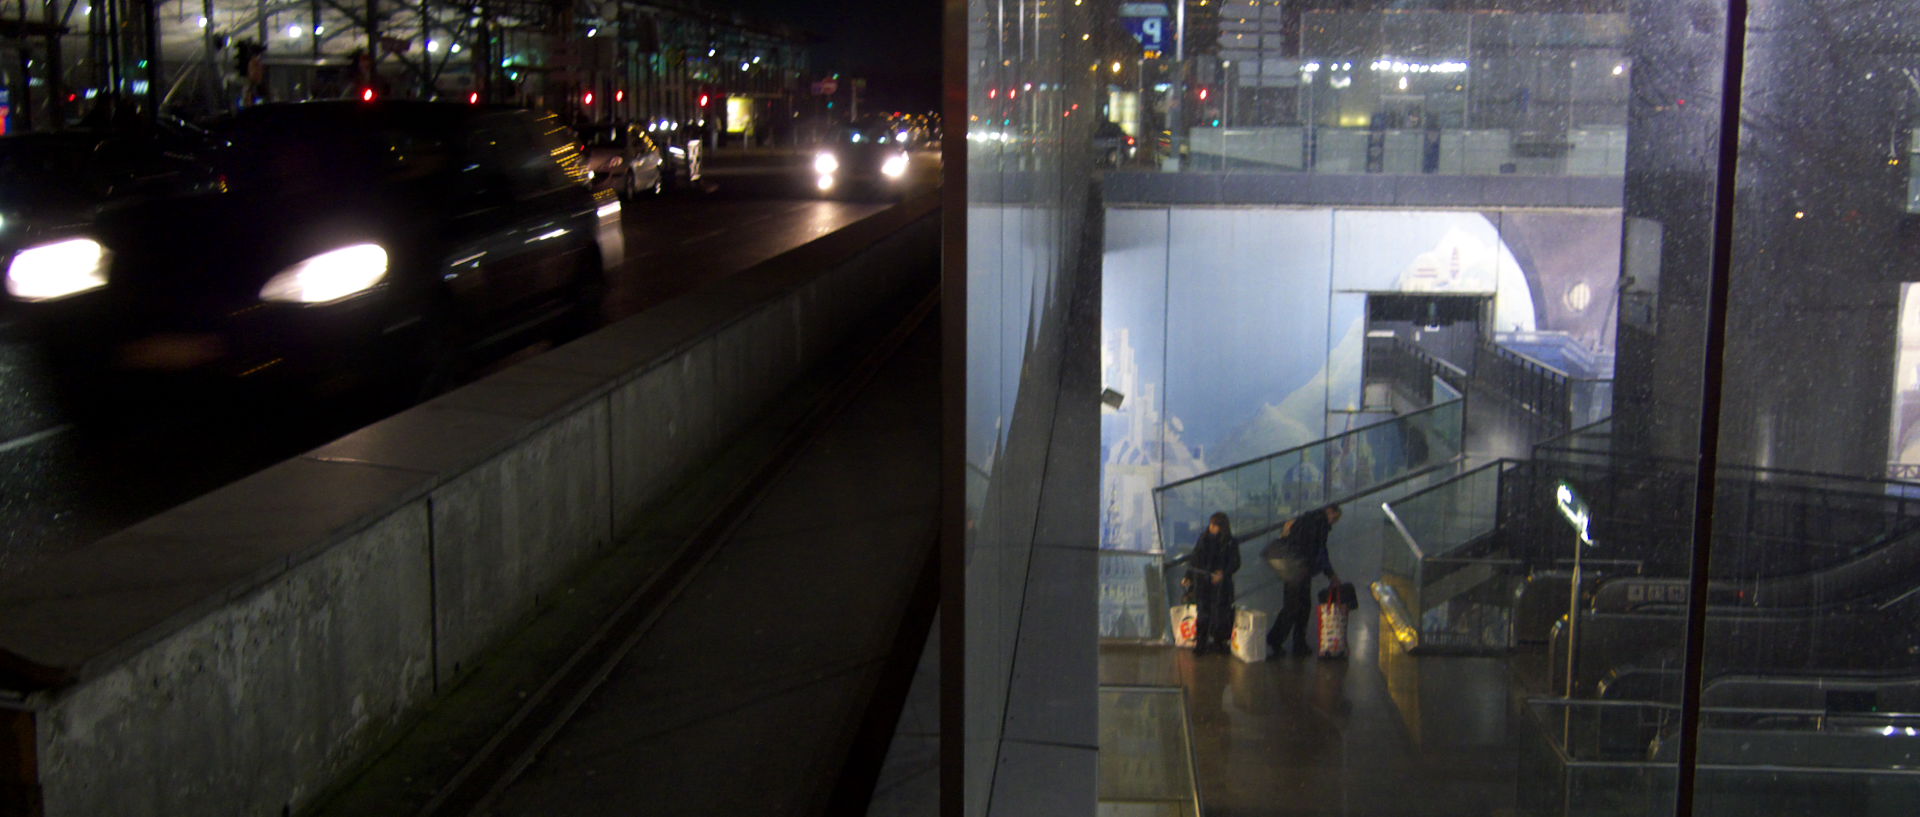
[47,1,65,127]
[419,0,431,96]
[1168,0,1185,169]
[937,0,966,808]
[205,0,219,109]
[105,0,121,97]
[365,0,377,63]
[1673,2,1748,815]
[139,0,157,115]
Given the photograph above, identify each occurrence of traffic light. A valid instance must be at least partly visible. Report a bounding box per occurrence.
[615,89,625,102]
[468,91,479,104]
[698,93,710,107]
[1197,87,1210,101]
[360,87,376,102]
[583,91,595,106]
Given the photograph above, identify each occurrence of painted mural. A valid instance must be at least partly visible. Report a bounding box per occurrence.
[1100,207,1622,554]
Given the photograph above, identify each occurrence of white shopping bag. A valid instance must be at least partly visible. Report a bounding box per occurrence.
[1315,598,1349,658]
[1231,607,1270,663]
[1170,604,1198,648]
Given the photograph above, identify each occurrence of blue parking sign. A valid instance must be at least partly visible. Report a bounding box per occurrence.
[1123,17,1166,51]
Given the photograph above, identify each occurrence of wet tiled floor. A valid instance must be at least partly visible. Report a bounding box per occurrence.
[1145,604,1522,817]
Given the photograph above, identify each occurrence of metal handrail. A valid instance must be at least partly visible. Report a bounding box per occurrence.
[1486,339,1572,381]
[1382,501,1426,561]
[1156,396,1463,493]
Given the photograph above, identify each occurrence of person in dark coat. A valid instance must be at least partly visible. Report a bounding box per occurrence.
[1186,511,1241,655]
[1265,504,1343,656]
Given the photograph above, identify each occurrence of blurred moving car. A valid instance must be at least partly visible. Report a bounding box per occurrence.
[0,122,223,311]
[1092,120,1135,167]
[6,101,622,404]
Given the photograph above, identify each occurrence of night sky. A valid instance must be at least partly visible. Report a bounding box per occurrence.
[721,0,941,112]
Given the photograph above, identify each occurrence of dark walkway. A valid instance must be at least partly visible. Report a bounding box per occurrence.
[479,317,941,815]
[310,297,940,816]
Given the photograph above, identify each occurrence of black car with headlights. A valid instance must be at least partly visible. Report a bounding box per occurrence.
[5,101,623,403]
[812,141,912,197]
[0,125,222,328]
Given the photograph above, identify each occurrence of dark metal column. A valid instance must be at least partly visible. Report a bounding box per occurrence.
[1674,1,1745,815]
[139,0,157,115]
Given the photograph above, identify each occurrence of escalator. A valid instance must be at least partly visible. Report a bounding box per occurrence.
[1509,464,1920,817]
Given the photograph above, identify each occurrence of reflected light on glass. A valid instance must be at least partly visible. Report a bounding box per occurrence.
[813,152,839,174]
[816,174,834,191]
[259,244,388,304]
[6,238,108,301]
[882,154,908,178]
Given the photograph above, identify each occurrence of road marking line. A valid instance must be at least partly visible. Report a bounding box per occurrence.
[0,424,72,455]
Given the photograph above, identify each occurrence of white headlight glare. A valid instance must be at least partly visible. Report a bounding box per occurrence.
[882,154,909,178]
[259,243,388,304]
[813,152,839,175]
[6,238,108,301]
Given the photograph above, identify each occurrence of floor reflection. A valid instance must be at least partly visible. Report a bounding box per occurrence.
[1171,606,1518,817]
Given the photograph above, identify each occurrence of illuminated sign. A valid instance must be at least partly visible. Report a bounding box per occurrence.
[1124,17,1166,52]
[1119,2,1170,56]
[1555,482,1594,546]
[725,96,750,133]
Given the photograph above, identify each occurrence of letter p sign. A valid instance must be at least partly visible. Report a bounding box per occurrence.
[1140,18,1163,49]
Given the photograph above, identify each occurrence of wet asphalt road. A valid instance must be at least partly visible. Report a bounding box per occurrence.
[0,148,939,583]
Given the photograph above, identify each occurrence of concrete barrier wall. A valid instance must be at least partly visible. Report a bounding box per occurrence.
[0,196,939,817]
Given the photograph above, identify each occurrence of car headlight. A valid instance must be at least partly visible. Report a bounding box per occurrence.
[881,153,909,178]
[814,152,839,175]
[6,238,109,302]
[259,243,388,304]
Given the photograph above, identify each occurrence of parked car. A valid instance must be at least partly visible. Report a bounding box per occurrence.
[576,122,667,199]
[576,121,703,198]
[7,101,622,404]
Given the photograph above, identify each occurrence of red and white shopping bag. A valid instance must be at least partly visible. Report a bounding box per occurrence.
[1171,604,1198,648]
[1314,596,1349,658]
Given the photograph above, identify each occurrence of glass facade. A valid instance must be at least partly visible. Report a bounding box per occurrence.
[966,0,1920,814]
